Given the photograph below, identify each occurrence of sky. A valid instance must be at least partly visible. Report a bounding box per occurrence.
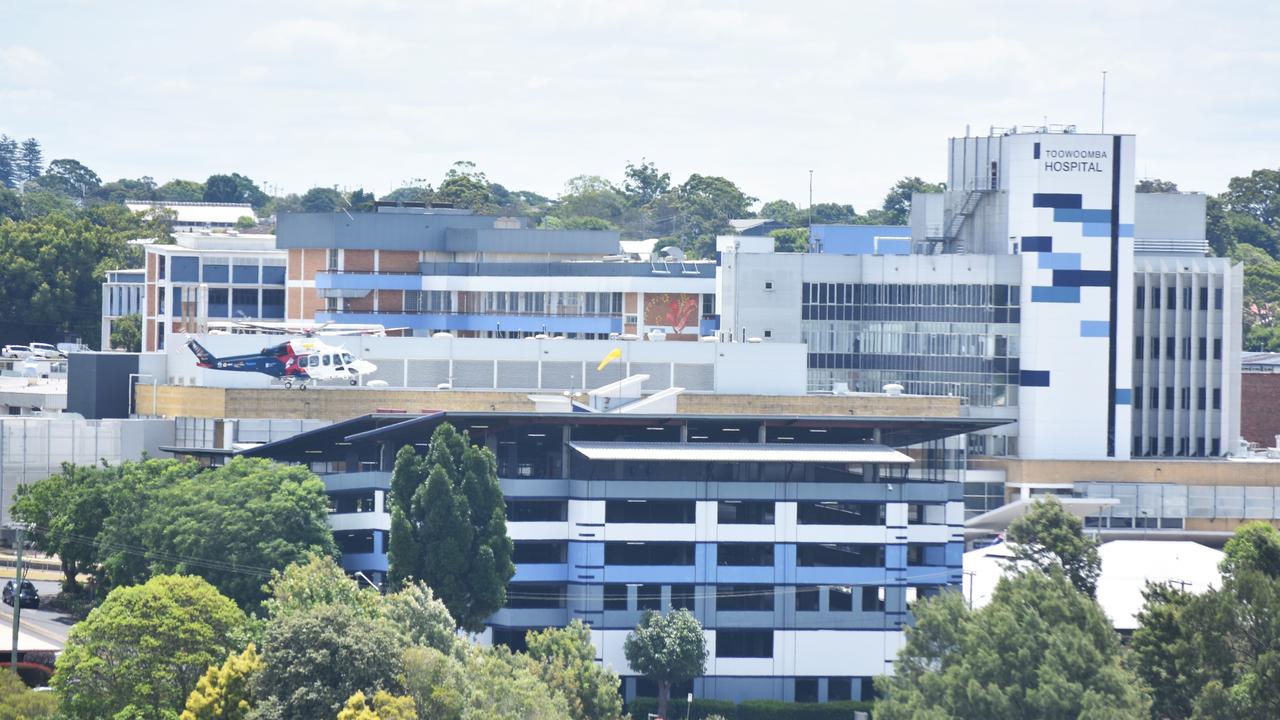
[3,1,1277,211]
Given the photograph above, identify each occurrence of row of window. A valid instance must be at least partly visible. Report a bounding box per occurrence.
[1133,436,1221,457]
[510,582,927,614]
[505,500,946,526]
[1132,385,1221,411]
[505,542,946,568]
[158,255,286,285]
[1135,336,1222,361]
[1135,285,1223,311]
[803,282,1021,308]
[159,287,285,320]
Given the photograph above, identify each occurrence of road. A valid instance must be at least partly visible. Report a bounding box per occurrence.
[0,579,75,649]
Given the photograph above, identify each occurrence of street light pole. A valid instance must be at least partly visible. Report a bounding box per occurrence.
[10,525,24,674]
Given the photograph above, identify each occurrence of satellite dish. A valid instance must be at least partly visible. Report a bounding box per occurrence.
[659,245,685,262]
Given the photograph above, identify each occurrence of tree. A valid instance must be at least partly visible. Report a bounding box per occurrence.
[1222,521,1280,577]
[1221,168,1280,229]
[769,227,808,253]
[380,185,433,204]
[140,457,338,609]
[0,135,17,189]
[235,215,256,230]
[758,199,800,226]
[95,459,204,590]
[17,137,42,184]
[158,179,206,202]
[0,668,58,720]
[623,158,670,207]
[0,186,20,221]
[526,620,625,720]
[401,645,570,720]
[111,313,142,351]
[1137,178,1179,193]
[180,644,262,720]
[12,462,114,591]
[300,187,345,213]
[387,423,514,632]
[434,161,499,213]
[554,175,627,226]
[1131,583,1201,720]
[39,158,102,198]
[262,554,381,621]
[623,607,708,719]
[337,691,417,720]
[809,202,860,225]
[875,570,1149,720]
[255,603,406,720]
[53,575,250,720]
[94,176,159,203]
[204,174,242,203]
[1005,495,1102,596]
[663,174,757,258]
[382,581,459,653]
[877,176,944,225]
[348,188,376,212]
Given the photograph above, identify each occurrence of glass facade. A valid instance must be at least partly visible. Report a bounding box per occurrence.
[801,282,1021,408]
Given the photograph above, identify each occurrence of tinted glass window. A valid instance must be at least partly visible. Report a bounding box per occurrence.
[505,583,565,609]
[717,543,773,566]
[605,500,695,524]
[716,584,774,612]
[797,502,885,525]
[506,500,567,522]
[797,543,884,567]
[604,542,695,566]
[716,630,773,658]
[512,541,566,564]
[717,501,775,524]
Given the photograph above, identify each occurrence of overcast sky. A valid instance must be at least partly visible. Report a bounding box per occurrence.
[3,1,1276,211]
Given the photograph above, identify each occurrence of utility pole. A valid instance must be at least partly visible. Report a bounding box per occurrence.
[808,170,814,228]
[963,569,976,609]
[1100,70,1108,133]
[10,525,23,674]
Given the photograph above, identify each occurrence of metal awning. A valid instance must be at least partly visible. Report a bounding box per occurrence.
[568,441,913,464]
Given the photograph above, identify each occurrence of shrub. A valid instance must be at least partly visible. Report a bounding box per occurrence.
[627,696,737,719]
[739,699,874,719]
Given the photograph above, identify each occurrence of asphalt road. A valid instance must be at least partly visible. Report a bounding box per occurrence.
[0,578,75,648]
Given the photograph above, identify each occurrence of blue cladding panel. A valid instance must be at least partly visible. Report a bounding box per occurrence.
[1021,236,1053,252]
[1038,252,1081,270]
[1082,222,1134,237]
[171,256,199,282]
[878,239,911,255]
[1053,270,1111,287]
[1080,320,1110,337]
[1115,389,1132,405]
[1020,370,1051,387]
[1033,142,1041,159]
[1031,286,1080,303]
[1032,193,1083,209]
[1053,208,1112,223]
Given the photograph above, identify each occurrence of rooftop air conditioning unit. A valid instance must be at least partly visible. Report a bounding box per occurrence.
[883,383,904,396]
[432,331,454,338]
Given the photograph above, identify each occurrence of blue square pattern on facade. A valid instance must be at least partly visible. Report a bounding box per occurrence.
[1030,286,1080,303]
[1022,236,1052,252]
[1038,252,1081,270]
[1052,270,1111,287]
[1032,193,1083,209]
[1115,388,1132,405]
[1020,370,1051,387]
[1080,320,1110,337]
[1083,222,1135,237]
[1053,208,1113,223]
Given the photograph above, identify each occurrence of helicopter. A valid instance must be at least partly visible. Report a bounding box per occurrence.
[186,337,377,389]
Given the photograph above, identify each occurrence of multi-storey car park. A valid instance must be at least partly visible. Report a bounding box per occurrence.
[226,409,1001,704]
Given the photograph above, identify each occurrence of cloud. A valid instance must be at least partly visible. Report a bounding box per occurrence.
[0,45,51,85]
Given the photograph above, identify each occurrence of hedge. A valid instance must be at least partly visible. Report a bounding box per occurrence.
[627,697,873,719]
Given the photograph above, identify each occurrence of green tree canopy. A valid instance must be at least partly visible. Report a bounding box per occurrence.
[0,668,58,720]
[12,461,115,591]
[1137,178,1180,193]
[336,690,418,720]
[758,199,801,226]
[255,602,406,720]
[180,644,262,720]
[623,607,708,719]
[623,159,670,208]
[769,227,809,253]
[387,423,514,632]
[157,179,205,202]
[526,620,625,720]
[300,187,345,213]
[53,575,250,720]
[110,313,142,351]
[262,553,382,621]
[875,570,1149,720]
[402,644,571,720]
[663,174,756,258]
[1005,495,1102,596]
[875,176,944,225]
[38,158,101,198]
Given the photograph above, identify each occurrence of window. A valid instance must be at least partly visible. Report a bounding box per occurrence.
[512,541,566,564]
[605,500,695,524]
[232,263,259,284]
[1182,338,1191,360]
[715,630,773,658]
[1181,387,1190,410]
[333,531,375,554]
[795,678,819,703]
[637,584,662,611]
[1165,386,1173,409]
[1215,287,1224,309]
[907,503,945,525]
[1151,337,1159,359]
[1165,338,1175,359]
[1134,386,1143,410]
[329,492,375,514]
[795,586,820,611]
[505,583,565,609]
[323,354,331,366]
[797,501,885,526]
[1199,338,1208,360]
[717,584,774,611]
[262,264,286,285]
[328,249,340,269]
[232,288,257,317]
[671,584,695,611]
[203,262,229,283]
[862,586,885,611]
[603,584,628,611]
[828,678,853,702]
[1200,286,1209,310]
[1166,287,1175,309]
[717,501,775,525]
[491,628,529,653]
[907,543,946,566]
[1150,387,1159,409]
[1135,336,1143,359]
[764,281,774,291]
[1135,287,1145,309]
[207,287,229,317]
[1183,287,1192,310]
[1164,437,1174,455]
[797,543,884,567]
[1198,388,1206,409]
[1213,388,1222,410]
[261,289,285,319]
[604,542,695,566]
[828,586,853,611]
[171,256,199,282]
[506,500,567,522]
[1214,339,1222,360]
[717,543,774,567]
[763,329,772,338]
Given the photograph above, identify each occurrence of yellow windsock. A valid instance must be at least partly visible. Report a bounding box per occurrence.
[597,347,622,371]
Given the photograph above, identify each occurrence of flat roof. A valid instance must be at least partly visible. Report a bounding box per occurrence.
[569,441,912,464]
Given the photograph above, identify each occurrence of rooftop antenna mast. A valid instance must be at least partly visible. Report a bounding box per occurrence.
[808,169,814,228]
[1100,70,1108,133]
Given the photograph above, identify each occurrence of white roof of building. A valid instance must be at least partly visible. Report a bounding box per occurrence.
[568,441,912,464]
[126,201,255,225]
[963,540,1223,630]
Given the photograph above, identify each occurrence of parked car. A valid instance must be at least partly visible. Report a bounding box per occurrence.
[1,345,31,359]
[28,343,62,359]
[2,579,39,609]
